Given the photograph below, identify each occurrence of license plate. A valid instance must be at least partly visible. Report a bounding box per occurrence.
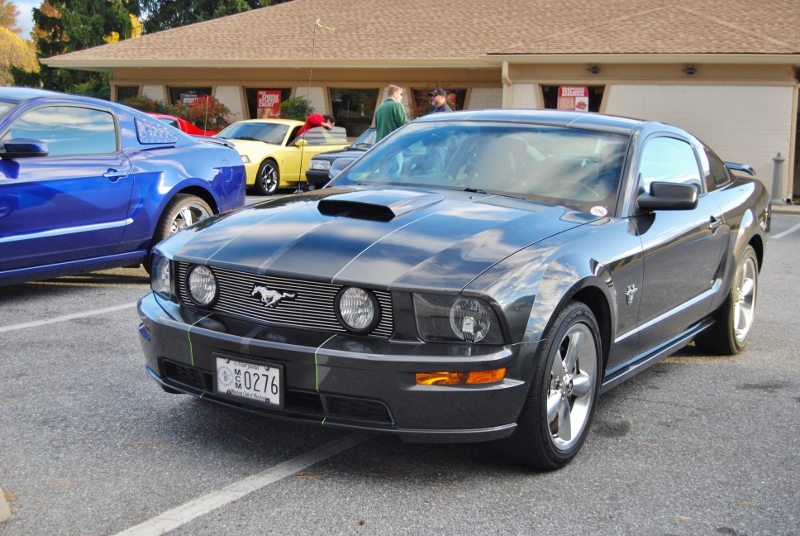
[214,357,282,408]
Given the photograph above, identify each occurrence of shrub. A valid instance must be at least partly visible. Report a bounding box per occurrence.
[120,94,231,132]
[280,96,314,121]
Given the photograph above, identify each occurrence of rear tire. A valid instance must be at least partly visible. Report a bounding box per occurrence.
[146,194,212,272]
[495,301,602,470]
[695,245,759,355]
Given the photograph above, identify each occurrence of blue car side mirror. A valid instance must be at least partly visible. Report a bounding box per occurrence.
[1,138,50,160]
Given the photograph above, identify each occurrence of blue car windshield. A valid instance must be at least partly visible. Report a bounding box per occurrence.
[0,101,15,121]
[331,121,628,215]
[217,122,289,145]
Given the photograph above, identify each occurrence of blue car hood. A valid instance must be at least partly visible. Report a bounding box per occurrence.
[163,187,597,291]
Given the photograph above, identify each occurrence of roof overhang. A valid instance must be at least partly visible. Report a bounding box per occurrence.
[485,53,800,67]
[40,58,499,71]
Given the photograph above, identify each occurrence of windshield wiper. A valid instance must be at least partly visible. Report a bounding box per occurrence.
[463,187,486,194]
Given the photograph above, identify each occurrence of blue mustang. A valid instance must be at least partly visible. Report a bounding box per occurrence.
[0,88,246,285]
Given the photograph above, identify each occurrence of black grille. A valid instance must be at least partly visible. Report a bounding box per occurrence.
[326,396,393,423]
[177,263,393,338]
[160,360,393,424]
[163,360,213,391]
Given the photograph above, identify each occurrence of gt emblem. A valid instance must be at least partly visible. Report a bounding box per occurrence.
[252,286,296,307]
[625,284,638,305]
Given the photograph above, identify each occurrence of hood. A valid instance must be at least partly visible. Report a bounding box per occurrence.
[313,148,366,162]
[164,187,598,292]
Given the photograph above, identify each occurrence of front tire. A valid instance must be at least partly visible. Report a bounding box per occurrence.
[496,301,602,470]
[255,159,280,195]
[695,245,759,355]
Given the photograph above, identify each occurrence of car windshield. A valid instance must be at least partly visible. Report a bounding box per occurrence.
[331,121,628,214]
[351,128,376,149]
[0,101,15,121]
[217,122,289,145]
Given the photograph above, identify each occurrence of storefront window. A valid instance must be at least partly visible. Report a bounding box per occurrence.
[245,88,293,119]
[168,87,212,105]
[329,88,380,138]
[542,86,605,112]
[409,88,467,118]
[116,86,139,102]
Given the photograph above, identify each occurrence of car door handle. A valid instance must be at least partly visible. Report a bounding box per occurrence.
[103,169,128,182]
[708,216,723,230]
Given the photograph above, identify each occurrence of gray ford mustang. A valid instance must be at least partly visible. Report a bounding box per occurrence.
[138,109,769,470]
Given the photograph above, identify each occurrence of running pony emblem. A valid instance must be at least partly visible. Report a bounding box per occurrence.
[251,286,296,307]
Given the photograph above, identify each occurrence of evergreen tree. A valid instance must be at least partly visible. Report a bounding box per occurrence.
[141,0,289,33]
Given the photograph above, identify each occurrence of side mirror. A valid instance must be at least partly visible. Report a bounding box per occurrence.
[1,138,50,160]
[637,181,698,211]
[293,139,308,148]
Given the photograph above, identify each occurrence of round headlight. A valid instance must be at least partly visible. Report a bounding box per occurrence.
[449,298,491,342]
[187,265,218,306]
[336,287,380,333]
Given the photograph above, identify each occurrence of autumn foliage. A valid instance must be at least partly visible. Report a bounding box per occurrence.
[121,94,231,132]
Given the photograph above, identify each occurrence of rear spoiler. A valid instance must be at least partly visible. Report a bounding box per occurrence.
[725,162,756,176]
[193,135,234,149]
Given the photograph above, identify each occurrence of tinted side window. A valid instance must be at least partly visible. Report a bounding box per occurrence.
[638,137,702,193]
[8,106,117,156]
[705,147,731,188]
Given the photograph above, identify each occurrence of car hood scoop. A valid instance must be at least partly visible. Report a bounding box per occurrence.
[317,189,445,221]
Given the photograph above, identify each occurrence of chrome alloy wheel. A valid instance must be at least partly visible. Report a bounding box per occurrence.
[546,322,598,452]
[734,254,758,344]
[169,202,211,234]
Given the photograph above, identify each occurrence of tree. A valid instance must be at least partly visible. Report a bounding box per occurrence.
[19,0,141,96]
[0,0,23,34]
[1,1,38,86]
[141,0,290,33]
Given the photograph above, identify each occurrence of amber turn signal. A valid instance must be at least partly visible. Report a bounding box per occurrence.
[416,368,506,386]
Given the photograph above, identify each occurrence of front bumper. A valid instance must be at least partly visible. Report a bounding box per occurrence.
[137,292,538,443]
[305,169,331,189]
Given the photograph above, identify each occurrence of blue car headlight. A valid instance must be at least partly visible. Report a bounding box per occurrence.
[150,252,174,300]
[413,294,504,344]
[310,159,331,171]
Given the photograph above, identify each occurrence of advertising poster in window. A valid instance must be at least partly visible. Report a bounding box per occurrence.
[557,86,589,112]
[257,90,282,118]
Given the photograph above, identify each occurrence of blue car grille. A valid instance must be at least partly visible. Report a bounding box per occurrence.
[176,263,394,338]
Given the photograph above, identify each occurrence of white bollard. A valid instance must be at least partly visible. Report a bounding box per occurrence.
[772,153,786,204]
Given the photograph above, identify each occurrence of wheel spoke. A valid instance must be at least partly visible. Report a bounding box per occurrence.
[546,391,562,423]
[740,277,754,299]
[571,373,592,397]
[557,397,571,440]
[179,207,194,226]
[563,330,583,372]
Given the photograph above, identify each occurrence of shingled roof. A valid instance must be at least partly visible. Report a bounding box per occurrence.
[44,0,800,70]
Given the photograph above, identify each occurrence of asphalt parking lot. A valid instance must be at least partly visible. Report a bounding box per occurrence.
[0,212,798,536]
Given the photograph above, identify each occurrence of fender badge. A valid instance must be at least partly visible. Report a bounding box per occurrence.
[625,284,638,305]
[252,285,296,307]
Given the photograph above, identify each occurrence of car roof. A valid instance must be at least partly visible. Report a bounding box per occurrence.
[0,87,72,104]
[414,108,645,135]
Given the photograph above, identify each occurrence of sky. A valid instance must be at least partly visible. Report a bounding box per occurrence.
[12,0,38,37]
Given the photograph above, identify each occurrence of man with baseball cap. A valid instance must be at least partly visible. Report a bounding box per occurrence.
[429,88,453,113]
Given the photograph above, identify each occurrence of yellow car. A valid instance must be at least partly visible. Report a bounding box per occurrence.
[216,119,349,195]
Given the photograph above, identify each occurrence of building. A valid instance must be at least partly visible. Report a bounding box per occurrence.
[43,0,800,200]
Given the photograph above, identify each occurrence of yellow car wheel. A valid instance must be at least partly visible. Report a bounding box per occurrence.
[255,159,280,195]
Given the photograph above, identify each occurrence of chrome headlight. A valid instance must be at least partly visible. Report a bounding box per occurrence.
[336,287,380,334]
[414,294,503,344]
[310,159,331,171]
[187,265,218,306]
[150,252,173,300]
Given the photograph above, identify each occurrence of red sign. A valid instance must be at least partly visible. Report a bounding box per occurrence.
[257,90,282,118]
[557,86,589,112]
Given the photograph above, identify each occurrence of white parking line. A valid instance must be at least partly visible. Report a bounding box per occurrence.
[114,432,372,536]
[0,302,137,333]
[771,221,800,240]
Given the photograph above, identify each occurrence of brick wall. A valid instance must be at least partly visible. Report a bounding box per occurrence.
[467,88,503,110]
[214,86,245,123]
